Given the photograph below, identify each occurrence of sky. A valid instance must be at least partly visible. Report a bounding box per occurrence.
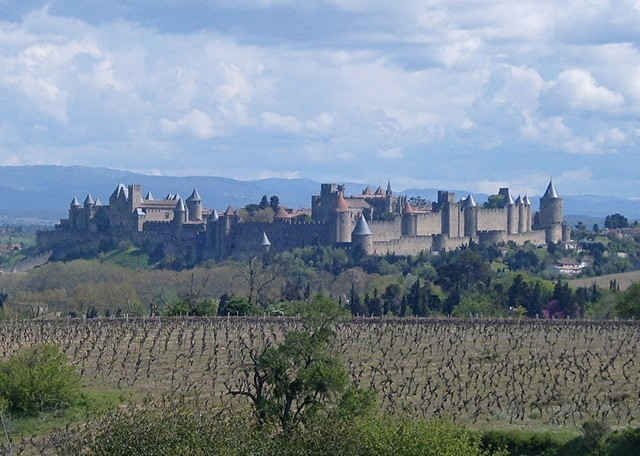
[0,1,639,197]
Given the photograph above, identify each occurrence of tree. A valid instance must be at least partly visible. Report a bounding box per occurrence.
[218,294,254,316]
[548,280,575,317]
[349,283,366,316]
[366,289,383,316]
[382,283,402,315]
[0,345,81,416]
[435,249,492,293]
[615,283,640,318]
[227,296,353,434]
[270,195,280,211]
[507,275,529,309]
[604,213,629,229]
[506,249,540,272]
[483,194,506,209]
[241,257,280,308]
[407,278,427,316]
[0,290,7,309]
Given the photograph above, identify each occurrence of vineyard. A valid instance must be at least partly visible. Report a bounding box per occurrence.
[2,317,640,445]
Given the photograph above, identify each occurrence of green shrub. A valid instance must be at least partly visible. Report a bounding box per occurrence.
[480,429,570,456]
[0,344,81,416]
[600,427,640,456]
[581,420,610,450]
[60,407,494,456]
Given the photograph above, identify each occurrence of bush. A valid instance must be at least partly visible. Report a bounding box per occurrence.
[0,344,81,416]
[480,429,569,455]
[59,407,492,456]
[600,427,640,456]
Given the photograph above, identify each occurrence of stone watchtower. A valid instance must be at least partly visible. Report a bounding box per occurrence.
[539,179,563,243]
[463,194,478,238]
[334,191,352,243]
[352,214,373,255]
[69,196,81,229]
[173,196,187,228]
[401,201,418,236]
[186,188,203,222]
[500,189,518,235]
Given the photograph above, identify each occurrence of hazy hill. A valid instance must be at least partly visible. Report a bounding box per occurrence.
[0,166,637,224]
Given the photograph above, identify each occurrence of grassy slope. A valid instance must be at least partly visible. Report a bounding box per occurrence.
[569,270,640,291]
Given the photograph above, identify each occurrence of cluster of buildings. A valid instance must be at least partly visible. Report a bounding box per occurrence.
[37,180,570,260]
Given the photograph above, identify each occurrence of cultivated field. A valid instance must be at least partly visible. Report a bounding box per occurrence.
[2,318,639,429]
[570,270,640,291]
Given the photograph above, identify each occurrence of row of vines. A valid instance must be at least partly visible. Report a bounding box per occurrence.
[1,317,639,429]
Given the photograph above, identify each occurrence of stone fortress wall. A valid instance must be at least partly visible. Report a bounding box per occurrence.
[38,179,570,260]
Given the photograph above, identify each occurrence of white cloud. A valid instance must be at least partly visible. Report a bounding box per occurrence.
[160,109,216,139]
[0,3,639,195]
[550,69,624,112]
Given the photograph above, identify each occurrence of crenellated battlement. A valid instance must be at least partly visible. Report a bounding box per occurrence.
[40,179,568,260]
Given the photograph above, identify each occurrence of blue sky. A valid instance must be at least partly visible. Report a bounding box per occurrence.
[0,1,639,197]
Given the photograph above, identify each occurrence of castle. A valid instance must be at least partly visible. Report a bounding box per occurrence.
[37,180,570,260]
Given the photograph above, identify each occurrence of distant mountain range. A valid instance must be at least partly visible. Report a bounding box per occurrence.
[0,166,637,225]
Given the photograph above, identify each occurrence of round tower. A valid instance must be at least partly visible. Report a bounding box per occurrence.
[539,179,563,243]
[186,188,203,222]
[523,194,532,232]
[402,201,418,236]
[506,191,517,234]
[352,214,373,255]
[69,196,81,229]
[463,194,477,238]
[173,197,186,226]
[83,193,96,228]
[516,195,525,234]
[334,192,352,243]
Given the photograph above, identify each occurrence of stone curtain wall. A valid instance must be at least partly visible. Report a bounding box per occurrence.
[416,212,442,236]
[476,207,508,232]
[370,219,402,242]
[372,236,433,256]
[227,221,333,256]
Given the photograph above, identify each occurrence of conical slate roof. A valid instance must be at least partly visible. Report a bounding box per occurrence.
[95,198,103,206]
[175,197,186,212]
[116,184,128,200]
[386,181,392,194]
[515,195,522,205]
[464,194,477,208]
[352,215,372,236]
[111,183,127,199]
[374,186,384,195]
[84,194,95,206]
[506,191,515,205]
[336,192,349,212]
[362,185,372,195]
[209,209,219,221]
[523,194,532,206]
[543,179,559,199]
[70,196,80,207]
[224,206,235,216]
[145,192,154,200]
[187,188,201,202]
[261,232,272,247]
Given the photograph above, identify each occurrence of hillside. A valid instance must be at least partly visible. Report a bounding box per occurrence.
[0,165,638,223]
[569,270,640,292]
